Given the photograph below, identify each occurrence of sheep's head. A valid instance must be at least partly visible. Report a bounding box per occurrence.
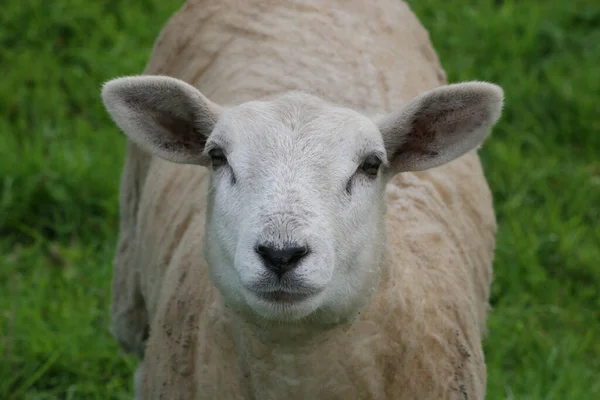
[102,76,503,325]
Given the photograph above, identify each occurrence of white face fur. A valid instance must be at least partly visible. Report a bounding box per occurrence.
[203,96,389,323]
[102,75,503,324]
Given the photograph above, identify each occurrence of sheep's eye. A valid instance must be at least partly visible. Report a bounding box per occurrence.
[208,148,227,168]
[359,155,382,177]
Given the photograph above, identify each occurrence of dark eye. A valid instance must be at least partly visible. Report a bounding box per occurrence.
[359,155,382,177]
[208,148,227,168]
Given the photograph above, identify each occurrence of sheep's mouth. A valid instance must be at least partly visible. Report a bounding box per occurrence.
[255,290,315,303]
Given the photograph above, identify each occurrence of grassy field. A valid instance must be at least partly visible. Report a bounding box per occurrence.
[1,0,598,398]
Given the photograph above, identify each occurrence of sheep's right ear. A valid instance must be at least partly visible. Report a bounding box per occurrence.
[101,75,222,165]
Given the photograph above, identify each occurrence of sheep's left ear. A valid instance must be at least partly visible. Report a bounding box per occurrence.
[378,82,504,174]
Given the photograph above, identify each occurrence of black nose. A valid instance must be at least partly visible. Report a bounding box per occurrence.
[255,243,309,277]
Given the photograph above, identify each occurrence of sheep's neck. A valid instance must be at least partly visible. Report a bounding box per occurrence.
[233,310,354,348]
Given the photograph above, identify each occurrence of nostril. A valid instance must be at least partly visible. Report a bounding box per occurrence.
[255,242,310,275]
[256,244,269,256]
[289,245,309,262]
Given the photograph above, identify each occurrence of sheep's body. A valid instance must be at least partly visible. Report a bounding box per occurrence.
[109,0,497,399]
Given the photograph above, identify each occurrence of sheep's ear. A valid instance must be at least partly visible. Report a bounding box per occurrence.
[377,82,503,174]
[101,75,222,165]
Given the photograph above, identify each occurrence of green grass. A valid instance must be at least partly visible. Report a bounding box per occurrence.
[1,0,598,398]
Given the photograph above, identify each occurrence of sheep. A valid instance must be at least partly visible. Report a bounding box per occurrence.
[101,0,504,399]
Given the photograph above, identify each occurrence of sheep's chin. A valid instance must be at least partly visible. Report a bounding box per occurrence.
[242,288,325,322]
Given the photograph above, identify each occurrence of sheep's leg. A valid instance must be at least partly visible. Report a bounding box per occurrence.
[111,141,152,359]
[110,269,148,359]
[133,360,145,400]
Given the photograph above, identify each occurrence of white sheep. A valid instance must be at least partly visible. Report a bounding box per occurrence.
[101,0,503,398]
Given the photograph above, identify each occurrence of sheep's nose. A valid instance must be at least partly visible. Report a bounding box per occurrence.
[255,243,309,277]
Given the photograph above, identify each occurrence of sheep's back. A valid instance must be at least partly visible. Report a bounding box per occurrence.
[143,0,446,111]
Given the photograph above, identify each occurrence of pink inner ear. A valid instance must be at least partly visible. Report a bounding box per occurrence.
[390,110,445,160]
[431,107,487,146]
[132,100,207,154]
[399,104,486,159]
[154,111,205,152]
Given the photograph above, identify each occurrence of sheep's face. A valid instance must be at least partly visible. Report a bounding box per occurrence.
[203,93,388,322]
[102,76,504,324]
